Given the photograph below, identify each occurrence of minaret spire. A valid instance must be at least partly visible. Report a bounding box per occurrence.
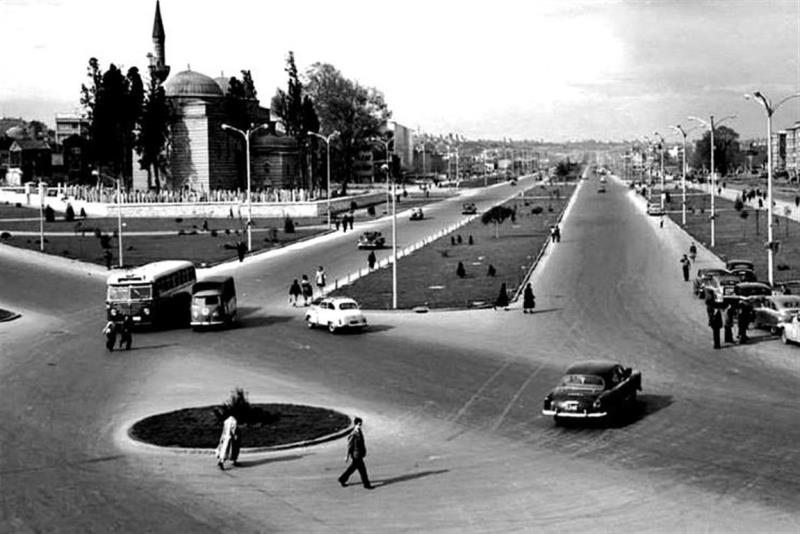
[149,0,170,83]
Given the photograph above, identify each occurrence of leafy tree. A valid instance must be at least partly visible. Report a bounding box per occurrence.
[304,62,391,193]
[691,125,740,177]
[481,205,515,238]
[135,72,171,193]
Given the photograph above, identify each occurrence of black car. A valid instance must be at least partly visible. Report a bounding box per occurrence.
[734,281,772,300]
[542,360,642,423]
[693,268,731,298]
[730,268,757,283]
[357,231,386,249]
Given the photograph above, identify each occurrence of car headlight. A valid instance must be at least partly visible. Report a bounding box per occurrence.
[592,399,602,410]
[143,307,150,315]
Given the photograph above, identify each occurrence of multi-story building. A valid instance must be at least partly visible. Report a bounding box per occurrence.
[784,122,800,179]
[54,113,90,146]
[770,131,787,171]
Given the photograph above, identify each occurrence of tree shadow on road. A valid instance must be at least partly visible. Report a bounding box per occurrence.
[370,469,450,488]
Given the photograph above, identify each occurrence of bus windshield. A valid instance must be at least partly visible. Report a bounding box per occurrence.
[108,284,153,301]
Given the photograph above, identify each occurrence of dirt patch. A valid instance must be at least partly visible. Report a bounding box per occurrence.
[129,403,350,449]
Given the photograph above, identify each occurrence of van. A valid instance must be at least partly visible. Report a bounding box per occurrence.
[190,276,237,328]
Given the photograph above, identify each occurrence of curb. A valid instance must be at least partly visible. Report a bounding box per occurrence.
[123,410,354,455]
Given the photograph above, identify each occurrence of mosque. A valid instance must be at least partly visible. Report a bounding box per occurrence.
[132,1,299,193]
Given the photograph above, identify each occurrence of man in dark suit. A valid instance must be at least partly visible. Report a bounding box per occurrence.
[338,417,372,489]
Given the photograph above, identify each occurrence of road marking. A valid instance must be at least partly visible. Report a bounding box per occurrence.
[448,361,512,423]
[490,363,545,432]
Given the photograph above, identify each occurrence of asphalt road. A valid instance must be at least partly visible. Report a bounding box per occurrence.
[1,174,799,532]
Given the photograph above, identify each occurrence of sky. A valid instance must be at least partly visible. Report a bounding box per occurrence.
[1,0,799,143]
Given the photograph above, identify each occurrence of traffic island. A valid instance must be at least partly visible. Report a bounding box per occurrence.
[0,308,21,322]
[128,403,351,452]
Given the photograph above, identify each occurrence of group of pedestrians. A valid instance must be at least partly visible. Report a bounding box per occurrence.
[288,266,327,306]
[493,282,536,313]
[335,213,355,232]
[102,315,133,351]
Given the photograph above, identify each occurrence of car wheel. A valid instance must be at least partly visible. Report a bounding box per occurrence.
[781,331,790,344]
[306,317,314,329]
[770,326,779,335]
[328,322,337,333]
[553,416,562,427]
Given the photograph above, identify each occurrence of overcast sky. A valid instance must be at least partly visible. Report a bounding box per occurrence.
[1,0,799,142]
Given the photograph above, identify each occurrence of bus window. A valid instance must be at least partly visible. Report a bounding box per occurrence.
[108,286,129,301]
[129,286,152,300]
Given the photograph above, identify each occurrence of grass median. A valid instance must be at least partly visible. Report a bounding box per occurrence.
[331,182,577,309]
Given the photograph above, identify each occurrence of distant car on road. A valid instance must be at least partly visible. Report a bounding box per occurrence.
[542,360,642,424]
[694,267,731,298]
[462,202,478,215]
[646,203,663,216]
[750,295,800,333]
[357,231,386,249]
[305,296,367,333]
[409,207,424,221]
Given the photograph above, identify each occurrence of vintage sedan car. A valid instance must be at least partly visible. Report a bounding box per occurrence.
[646,203,663,216]
[357,231,386,249]
[725,259,755,272]
[729,268,757,283]
[734,281,772,300]
[542,360,642,423]
[305,296,367,333]
[751,295,800,333]
[409,207,424,221]
[693,267,731,298]
[705,274,740,303]
[779,314,800,344]
[462,202,478,215]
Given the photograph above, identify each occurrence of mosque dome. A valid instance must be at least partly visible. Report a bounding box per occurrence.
[164,69,224,99]
[5,126,27,139]
[214,76,230,96]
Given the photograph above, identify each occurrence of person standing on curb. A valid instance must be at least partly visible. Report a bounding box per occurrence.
[522,283,536,314]
[300,275,313,306]
[367,251,376,270]
[680,255,691,282]
[338,417,372,489]
[710,307,723,349]
[738,299,753,344]
[216,414,240,471]
[289,279,302,306]
[315,266,327,296]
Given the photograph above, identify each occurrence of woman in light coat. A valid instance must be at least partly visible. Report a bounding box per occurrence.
[216,415,239,470]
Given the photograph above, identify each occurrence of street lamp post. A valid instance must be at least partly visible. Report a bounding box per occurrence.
[308,130,340,229]
[688,114,736,248]
[221,122,270,251]
[381,163,397,309]
[653,132,666,211]
[745,91,800,286]
[93,169,124,266]
[371,137,393,210]
[671,125,689,226]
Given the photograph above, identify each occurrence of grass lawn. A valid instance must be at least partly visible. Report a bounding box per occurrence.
[0,227,322,267]
[129,403,350,448]
[659,190,800,283]
[331,183,576,309]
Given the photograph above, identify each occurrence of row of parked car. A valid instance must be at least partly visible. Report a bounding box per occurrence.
[693,258,800,344]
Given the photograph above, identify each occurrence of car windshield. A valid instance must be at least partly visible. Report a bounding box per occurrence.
[195,296,218,305]
[558,374,605,390]
[339,302,358,310]
[780,301,800,309]
[107,284,152,301]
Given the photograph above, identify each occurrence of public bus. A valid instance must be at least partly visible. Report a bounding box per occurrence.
[106,260,196,327]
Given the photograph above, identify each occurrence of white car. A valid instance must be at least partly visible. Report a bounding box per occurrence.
[305,296,367,333]
[779,313,800,345]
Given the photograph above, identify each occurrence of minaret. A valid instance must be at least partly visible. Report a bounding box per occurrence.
[149,0,170,83]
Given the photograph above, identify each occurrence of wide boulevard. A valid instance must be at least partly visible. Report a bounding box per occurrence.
[1,175,799,532]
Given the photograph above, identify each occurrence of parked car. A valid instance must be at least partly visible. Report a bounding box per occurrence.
[725,259,755,272]
[305,296,367,333]
[734,281,772,301]
[705,274,740,303]
[729,268,757,283]
[409,207,424,221]
[462,202,478,215]
[750,295,800,333]
[357,231,386,249]
[542,360,642,424]
[646,203,663,216]
[693,268,731,298]
[779,313,800,344]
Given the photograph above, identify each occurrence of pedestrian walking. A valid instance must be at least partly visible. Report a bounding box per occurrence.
[300,274,313,306]
[710,307,723,349]
[738,300,753,344]
[723,304,736,344]
[367,251,376,270]
[102,320,117,351]
[104,249,113,270]
[289,279,302,306]
[236,241,246,262]
[215,414,240,470]
[689,242,697,262]
[494,282,509,310]
[522,283,536,314]
[118,315,133,351]
[341,215,348,233]
[555,223,562,242]
[338,417,372,489]
[315,266,327,295]
[680,255,691,282]
[202,219,209,232]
